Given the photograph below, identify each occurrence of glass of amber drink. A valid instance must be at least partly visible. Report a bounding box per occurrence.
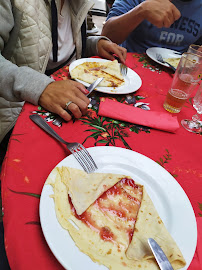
[163,53,202,113]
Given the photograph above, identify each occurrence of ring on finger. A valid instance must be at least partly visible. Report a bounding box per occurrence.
[65,101,73,110]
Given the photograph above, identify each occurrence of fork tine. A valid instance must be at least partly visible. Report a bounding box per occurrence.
[120,64,123,75]
[124,66,126,76]
[156,53,176,72]
[71,149,91,173]
[71,144,97,173]
[76,151,94,173]
[120,64,124,75]
[120,64,128,76]
[156,53,163,62]
[76,148,97,173]
[78,145,98,170]
[75,148,93,171]
[125,65,128,76]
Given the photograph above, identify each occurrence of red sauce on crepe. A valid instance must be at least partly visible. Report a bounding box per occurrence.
[69,178,143,243]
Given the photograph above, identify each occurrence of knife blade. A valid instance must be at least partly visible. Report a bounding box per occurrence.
[148,238,174,270]
[52,77,103,126]
[86,77,103,96]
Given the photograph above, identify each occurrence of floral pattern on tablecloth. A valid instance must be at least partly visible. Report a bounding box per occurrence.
[2,53,201,270]
[32,92,151,149]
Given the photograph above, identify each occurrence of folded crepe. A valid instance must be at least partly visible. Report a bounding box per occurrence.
[70,60,124,87]
[126,190,185,268]
[47,167,186,270]
[56,166,125,215]
[98,98,180,133]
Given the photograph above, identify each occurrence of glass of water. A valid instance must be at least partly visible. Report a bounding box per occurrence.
[181,83,202,133]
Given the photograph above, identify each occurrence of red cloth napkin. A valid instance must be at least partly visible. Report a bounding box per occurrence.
[98,99,180,133]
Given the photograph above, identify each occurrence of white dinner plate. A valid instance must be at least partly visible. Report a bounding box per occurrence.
[40,146,197,270]
[69,58,142,94]
[146,47,182,68]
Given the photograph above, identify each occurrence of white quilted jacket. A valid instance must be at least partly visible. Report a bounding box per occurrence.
[0,0,99,143]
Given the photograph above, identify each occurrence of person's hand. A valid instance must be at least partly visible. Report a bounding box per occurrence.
[39,80,90,121]
[97,39,127,64]
[141,0,181,28]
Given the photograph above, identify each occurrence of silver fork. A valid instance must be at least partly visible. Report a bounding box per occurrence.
[29,114,98,173]
[120,63,128,76]
[156,53,176,72]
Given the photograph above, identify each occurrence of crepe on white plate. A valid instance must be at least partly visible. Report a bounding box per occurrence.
[70,59,124,88]
[40,146,196,270]
[146,47,182,68]
[47,166,186,270]
[69,58,142,95]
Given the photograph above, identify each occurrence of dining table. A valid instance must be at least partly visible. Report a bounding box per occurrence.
[1,52,202,270]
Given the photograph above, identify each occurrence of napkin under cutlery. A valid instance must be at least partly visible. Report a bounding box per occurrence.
[98,99,179,133]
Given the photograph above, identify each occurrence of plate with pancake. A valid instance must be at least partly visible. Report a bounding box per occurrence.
[69,58,142,94]
[40,146,196,270]
[146,47,181,68]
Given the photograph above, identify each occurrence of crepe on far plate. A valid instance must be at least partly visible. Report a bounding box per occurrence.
[47,167,186,270]
[164,57,181,68]
[70,60,125,87]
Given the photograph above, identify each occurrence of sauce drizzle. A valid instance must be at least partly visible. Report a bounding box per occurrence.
[69,178,143,243]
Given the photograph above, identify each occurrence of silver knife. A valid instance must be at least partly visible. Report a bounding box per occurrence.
[86,77,103,96]
[53,77,103,126]
[148,238,174,270]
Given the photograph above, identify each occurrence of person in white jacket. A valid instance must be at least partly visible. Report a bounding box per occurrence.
[0,0,126,145]
[0,1,126,268]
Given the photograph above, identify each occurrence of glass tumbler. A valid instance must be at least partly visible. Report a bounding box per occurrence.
[163,53,202,113]
[181,83,202,133]
[187,44,202,58]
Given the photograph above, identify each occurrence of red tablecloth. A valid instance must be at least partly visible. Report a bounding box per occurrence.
[1,53,202,270]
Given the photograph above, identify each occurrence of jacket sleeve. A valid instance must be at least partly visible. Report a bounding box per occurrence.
[0,1,54,105]
[85,35,111,57]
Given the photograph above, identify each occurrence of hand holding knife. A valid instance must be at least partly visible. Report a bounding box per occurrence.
[85,77,103,96]
[53,77,103,126]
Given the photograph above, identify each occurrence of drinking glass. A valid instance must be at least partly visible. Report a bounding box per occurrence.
[187,45,202,76]
[187,44,202,58]
[163,52,202,113]
[181,83,202,133]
